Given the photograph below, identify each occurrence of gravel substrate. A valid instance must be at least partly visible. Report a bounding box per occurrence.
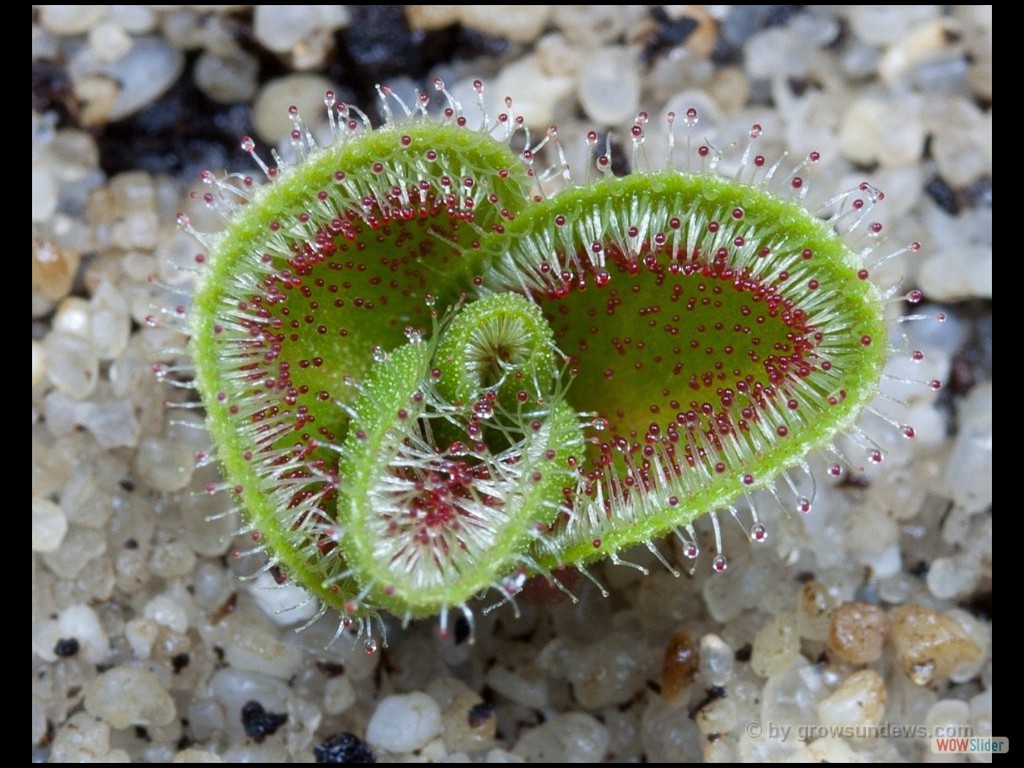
[33,6,992,763]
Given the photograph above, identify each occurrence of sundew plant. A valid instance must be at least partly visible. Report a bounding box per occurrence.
[178,81,931,646]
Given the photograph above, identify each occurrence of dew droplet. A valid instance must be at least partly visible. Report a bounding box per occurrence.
[371,346,388,363]
[796,497,812,514]
[750,523,768,543]
[403,326,423,345]
[712,554,728,573]
[592,417,608,431]
[473,397,494,420]
[363,638,378,655]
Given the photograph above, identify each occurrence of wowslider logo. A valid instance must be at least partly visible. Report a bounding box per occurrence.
[932,736,1008,755]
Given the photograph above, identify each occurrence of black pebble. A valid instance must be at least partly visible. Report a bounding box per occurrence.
[314,732,376,763]
[54,637,80,657]
[240,700,288,743]
[925,175,961,215]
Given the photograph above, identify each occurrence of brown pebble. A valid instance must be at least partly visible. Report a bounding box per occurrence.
[32,239,81,302]
[829,601,887,664]
[888,604,983,685]
[661,630,699,703]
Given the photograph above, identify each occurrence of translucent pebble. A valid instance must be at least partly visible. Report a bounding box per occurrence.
[149,540,197,579]
[514,712,609,762]
[209,668,289,729]
[858,542,903,580]
[844,504,900,558]
[323,675,356,716]
[76,398,140,449]
[367,693,442,754]
[536,32,582,79]
[439,688,497,753]
[50,712,113,762]
[829,601,887,664]
[566,631,653,708]
[53,296,92,337]
[143,594,189,633]
[459,6,553,43]
[878,18,964,83]
[760,659,828,728]
[172,749,225,763]
[70,37,185,123]
[134,437,195,492]
[106,5,156,34]
[44,331,99,399]
[926,555,979,600]
[88,21,133,63]
[106,169,156,215]
[484,666,549,710]
[124,617,159,659]
[640,698,703,763]
[699,634,735,687]
[252,74,334,144]
[943,421,992,512]
[31,618,62,662]
[924,698,971,738]
[694,696,738,735]
[818,670,887,727]
[838,98,924,167]
[32,167,57,222]
[84,666,177,728]
[490,54,574,129]
[970,688,992,737]
[945,609,989,684]
[796,580,834,641]
[751,614,801,678]
[42,527,107,579]
[254,5,322,52]
[888,605,983,685]
[578,47,641,126]
[848,5,940,46]
[745,28,817,80]
[112,210,160,250]
[797,739,861,762]
[32,498,69,552]
[919,246,992,301]
[32,339,47,387]
[220,616,303,680]
[39,5,108,35]
[58,603,111,664]
[111,38,185,120]
[246,571,319,627]
[195,50,259,104]
[190,561,233,609]
[485,748,525,762]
